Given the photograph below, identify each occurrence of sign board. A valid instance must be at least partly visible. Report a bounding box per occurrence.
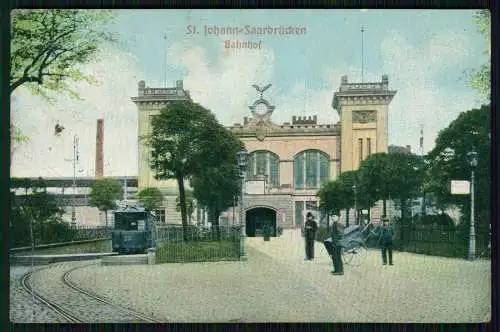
[451,180,470,195]
[246,180,265,194]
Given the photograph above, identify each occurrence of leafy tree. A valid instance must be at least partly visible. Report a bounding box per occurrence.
[10,9,115,99]
[317,180,343,231]
[317,180,343,217]
[465,10,490,102]
[384,152,425,223]
[9,10,116,154]
[189,126,243,239]
[425,105,490,228]
[176,190,195,224]
[357,152,423,221]
[89,178,123,227]
[191,163,242,240]
[11,125,29,160]
[147,101,222,240]
[336,171,359,226]
[10,184,66,247]
[138,187,164,212]
[357,153,392,216]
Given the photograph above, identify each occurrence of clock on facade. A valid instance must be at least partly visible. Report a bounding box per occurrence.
[254,102,268,116]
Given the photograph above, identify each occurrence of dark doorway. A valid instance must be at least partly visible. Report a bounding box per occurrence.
[245,207,277,237]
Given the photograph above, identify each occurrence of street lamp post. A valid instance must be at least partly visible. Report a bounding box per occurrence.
[65,134,80,227]
[236,148,248,260]
[352,185,357,225]
[467,150,478,261]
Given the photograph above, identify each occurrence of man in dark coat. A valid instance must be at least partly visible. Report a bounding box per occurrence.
[329,221,344,275]
[304,212,318,260]
[378,218,394,265]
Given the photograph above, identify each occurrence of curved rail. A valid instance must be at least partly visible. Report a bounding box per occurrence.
[62,264,162,323]
[20,262,163,323]
[20,268,83,323]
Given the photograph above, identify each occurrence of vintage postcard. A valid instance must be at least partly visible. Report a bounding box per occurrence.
[9,9,491,323]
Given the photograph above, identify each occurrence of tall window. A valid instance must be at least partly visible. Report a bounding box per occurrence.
[246,150,280,187]
[294,150,330,189]
[358,138,363,164]
[366,138,372,157]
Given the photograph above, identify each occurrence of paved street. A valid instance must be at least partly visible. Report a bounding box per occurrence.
[10,229,490,323]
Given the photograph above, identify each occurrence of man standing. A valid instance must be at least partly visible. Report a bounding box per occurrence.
[378,218,394,265]
[304,212,318,260]
[330,221,344,275]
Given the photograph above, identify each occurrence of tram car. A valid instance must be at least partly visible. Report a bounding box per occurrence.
[112,205,156,254]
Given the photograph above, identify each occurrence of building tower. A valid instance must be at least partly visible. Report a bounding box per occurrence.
[131,80,192,222]
[95,118,104,178]
[332,75,397,173]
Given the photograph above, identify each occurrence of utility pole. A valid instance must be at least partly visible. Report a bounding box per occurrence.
[361,26,365,83]
[420,125,426,216]
[65,134,79,227]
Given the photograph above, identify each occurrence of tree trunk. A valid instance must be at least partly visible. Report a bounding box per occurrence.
[421,191,427,216]
[383,199,387,217]
[400,198,407,222]
[213,208,221,241]
[104,210,108,228]
[345,209,350,227]
[176,175,189,241]
[326,211,330,233]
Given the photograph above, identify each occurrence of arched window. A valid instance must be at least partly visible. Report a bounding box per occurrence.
[294,150,330,189]
[246,150,280,188]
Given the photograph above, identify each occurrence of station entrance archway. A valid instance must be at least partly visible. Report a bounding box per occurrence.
[245,207,277,237]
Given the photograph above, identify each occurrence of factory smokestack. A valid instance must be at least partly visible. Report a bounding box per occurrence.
[95,119,104,178]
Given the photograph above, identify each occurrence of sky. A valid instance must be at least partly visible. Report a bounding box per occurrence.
[10,9,489,178]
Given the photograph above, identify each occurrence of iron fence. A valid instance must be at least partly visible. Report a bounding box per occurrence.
[155,224,242,263]
[10,224,113,248]
[398,224,490,259]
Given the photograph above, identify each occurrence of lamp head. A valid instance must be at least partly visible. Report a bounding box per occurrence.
[467,151,478,167]
[236,148,248,168]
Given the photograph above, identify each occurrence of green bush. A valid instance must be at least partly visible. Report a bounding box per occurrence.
[413,214,455,227]
[156,239,240,263]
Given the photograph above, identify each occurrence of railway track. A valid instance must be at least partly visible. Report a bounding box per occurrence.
[20,262,163,323]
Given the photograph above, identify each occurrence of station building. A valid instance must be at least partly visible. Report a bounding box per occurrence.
[131,75,397,235]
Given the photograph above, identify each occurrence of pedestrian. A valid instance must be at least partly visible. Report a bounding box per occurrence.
[304,212,318,260]
[329,221,344,275]
[378,218,394,265]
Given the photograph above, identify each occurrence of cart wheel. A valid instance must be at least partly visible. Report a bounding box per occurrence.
[346,241,367,267]
[342,246,354,265]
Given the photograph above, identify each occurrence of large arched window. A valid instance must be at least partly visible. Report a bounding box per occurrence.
[246,150,280,188]
[294,150,330,189]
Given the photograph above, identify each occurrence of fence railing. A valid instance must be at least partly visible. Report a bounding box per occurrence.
[315,224,490,260]
[10,224,113,248]
[155,225,242,263]
[397,224,490,259]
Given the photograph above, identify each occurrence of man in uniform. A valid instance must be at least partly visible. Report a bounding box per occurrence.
[304,212,318,260]
[378,218,394,265]
[330,221,344,275]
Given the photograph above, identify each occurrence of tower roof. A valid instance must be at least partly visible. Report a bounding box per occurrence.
[332,75,397,112]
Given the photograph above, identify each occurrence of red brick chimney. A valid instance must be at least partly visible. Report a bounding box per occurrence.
[95,119,104,178]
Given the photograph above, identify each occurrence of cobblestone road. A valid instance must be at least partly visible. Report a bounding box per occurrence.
[10,261,156,323]
[10,229,491,323]
[10,265,68,323]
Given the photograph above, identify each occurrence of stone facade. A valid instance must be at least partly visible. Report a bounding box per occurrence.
[332,75,396,173]
[132,75,397,231]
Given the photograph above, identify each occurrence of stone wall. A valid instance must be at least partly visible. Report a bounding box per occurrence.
[243,194,294,228]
